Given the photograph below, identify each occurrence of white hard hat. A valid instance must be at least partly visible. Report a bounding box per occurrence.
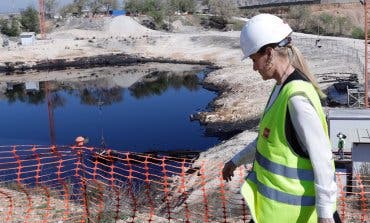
[75,136,86,146]
[75,136,85,143]
[240,14,293,59]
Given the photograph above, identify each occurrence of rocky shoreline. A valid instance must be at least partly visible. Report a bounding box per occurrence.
[0,14,366,221]
[0,53,217,73]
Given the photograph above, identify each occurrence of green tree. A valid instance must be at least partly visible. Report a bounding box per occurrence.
[60,3,74,16]
[0,19,11,35]
[202,0,210,6]
[0,18,20,36]
[88,0,103,15]
[125,0,163,14]
[105,0,119,10]
[319,13,333,34]
[45,0,58,18]
[351,27,364,39]
[87,0,119,14]
[9,18,20,36]
[335,16,351,36]
[73,0,87,15]
[288,6,311,32]
[170,0,196,13]
[20,6,40,33]
[209,0,237,18]
[125,0,166,24]
[125,0,145,14]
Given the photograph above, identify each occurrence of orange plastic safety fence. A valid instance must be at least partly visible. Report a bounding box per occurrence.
[0,145,86,222]
[0,145,369,222]
[336,172,370,223]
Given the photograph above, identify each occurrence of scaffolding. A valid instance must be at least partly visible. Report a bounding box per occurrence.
[348,86,365,107]
[347,0,369,108]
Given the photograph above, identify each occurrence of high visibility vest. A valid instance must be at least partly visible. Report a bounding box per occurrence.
[338,139,345,149]
[241,80,335,223]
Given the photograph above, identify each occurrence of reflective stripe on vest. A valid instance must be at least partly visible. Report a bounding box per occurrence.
[255,150,314,181]
[248,171,316,206]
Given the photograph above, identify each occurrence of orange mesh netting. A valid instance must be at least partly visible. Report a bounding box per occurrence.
[0,145,368,222]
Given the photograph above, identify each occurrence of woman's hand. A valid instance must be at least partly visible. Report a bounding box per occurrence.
[222,160,237,182]
[318,218,334,223]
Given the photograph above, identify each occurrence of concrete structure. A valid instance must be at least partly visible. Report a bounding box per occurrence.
[25,82,40,92]
[239,0,318,8]
[352,128,370,175]
[238,0,358,8]
[328,110,370,192]
[327,109,370,152]
[20,32,36,45]
[320,0,359,3]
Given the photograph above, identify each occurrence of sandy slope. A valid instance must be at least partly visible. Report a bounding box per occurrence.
[0,15,365,219]
[0,14,364,156]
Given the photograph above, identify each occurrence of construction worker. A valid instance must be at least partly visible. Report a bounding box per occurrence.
[337,132,346,160]
[222,14,340,223]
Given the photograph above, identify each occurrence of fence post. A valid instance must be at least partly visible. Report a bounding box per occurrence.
[200,161,209,222]
[219,162,228,223]
[12,146,32,223]
[180,159,190,223]
[77,149,89,223]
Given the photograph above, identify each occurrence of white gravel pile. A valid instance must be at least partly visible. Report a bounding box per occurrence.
[107,15,156,37]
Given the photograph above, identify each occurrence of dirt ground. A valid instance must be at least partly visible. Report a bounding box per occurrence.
[0,13,365,169]
[0,15,366,220]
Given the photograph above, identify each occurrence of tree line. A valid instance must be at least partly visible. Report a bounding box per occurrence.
[2,0,364,40]
[0,0,121,37]
[0,7,39,37]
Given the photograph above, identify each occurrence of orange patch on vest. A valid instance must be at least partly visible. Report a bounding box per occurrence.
[263,128,270,138]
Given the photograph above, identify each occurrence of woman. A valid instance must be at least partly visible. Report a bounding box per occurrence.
[222,14,340,223]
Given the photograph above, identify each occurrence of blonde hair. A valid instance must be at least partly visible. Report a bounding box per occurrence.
[275,44,326,99]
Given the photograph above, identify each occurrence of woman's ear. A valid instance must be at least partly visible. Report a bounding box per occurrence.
[265,47,274,58]
[264,47,274,71]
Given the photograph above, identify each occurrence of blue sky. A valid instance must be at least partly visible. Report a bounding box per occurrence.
[0,0,74,13]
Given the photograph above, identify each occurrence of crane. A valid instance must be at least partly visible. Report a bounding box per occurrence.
[38,0,46,39]
[45,82,56,146]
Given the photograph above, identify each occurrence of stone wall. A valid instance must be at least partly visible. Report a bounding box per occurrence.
[320,0,359,3]
[239,0,358,7]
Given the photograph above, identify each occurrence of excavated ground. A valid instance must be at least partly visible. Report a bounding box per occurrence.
[0,14,365,220]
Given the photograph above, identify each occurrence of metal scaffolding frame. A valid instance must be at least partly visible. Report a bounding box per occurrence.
[347,86,365,107]
[348,0,369,108]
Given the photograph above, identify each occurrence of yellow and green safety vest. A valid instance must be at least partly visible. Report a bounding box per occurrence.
[242,80,334,223]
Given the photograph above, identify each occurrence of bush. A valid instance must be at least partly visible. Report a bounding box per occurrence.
[0,18,20,36]
[148,9,165,26]
[286,6,354,37]
[351,27,365,39]
[126,0,166,26]
[287,6,312,32]
[200,16,227,30]
[229,19,245,31]
[170,0,196,13]
[208,0,237,19]
[334,16,352,36]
